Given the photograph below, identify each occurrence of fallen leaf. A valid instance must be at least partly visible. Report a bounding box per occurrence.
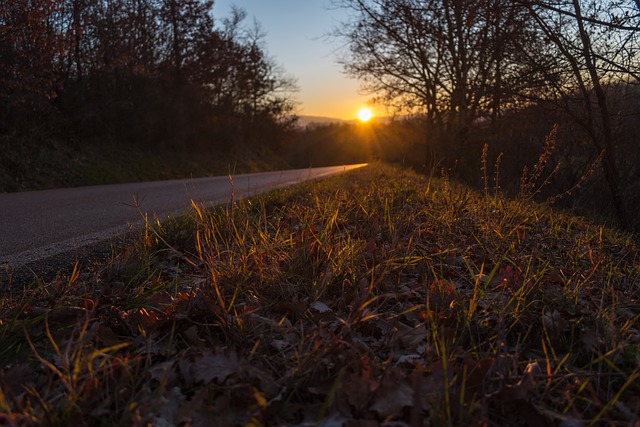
[177,389,232,427]
[427,280,459,310]
[183,325,204,346]
[558,417,585,427]
[317,413,348,427]
[1,362,38,392]
[393,322,426,349]
[192,347,240,384]
[342,374,371,412]
[247,365,280,398]
[311,300,332,313]
[147,292,175,315]
[149,361,176,383]
[370,368,413,418]
[491,265,523,290]
[271,339,288,351]
[462,357,494,399]
[96,325,121,347]
[153,386,184,425]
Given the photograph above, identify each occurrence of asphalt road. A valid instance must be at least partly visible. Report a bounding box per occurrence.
[0,164,367,270]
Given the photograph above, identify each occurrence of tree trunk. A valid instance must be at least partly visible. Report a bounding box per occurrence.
[169,0,182,79]
[572,0,631,229]
[72,0,83,80]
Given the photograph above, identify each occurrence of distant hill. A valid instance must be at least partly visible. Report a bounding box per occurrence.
[297,116,347,127]
[297,115,394,127]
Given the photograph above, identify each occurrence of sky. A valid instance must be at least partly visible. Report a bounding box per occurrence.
[213,0,373,120]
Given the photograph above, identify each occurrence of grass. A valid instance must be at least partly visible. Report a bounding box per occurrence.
[1,163,639,426]
[0,133,289,192]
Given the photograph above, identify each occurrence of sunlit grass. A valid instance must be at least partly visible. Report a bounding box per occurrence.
[1,163,639,425]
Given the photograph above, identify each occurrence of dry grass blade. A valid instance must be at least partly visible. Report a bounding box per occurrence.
[1,163,639,425]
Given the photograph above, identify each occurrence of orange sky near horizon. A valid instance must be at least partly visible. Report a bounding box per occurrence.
[214,0,375,121]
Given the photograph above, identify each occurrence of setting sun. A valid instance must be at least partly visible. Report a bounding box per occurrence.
[357,107,374,122]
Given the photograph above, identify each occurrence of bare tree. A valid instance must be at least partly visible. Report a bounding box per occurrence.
[157,0,213,80]
[1,0,298,155]
[0,0,65,117]
[333,0,534,169]
[335,0,640,227]
[517,0,640,228]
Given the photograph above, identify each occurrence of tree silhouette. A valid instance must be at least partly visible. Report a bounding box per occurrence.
[334,0,534,169]
[335,0,640,228]
[516,0,640,228]
[0,0,64,122]
[0,0,297,168]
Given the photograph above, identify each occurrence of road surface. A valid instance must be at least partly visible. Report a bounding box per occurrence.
[0,164,367,270]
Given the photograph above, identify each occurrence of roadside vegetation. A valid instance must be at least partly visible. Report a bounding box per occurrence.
[0,135,291,192]
[1,163,639,426]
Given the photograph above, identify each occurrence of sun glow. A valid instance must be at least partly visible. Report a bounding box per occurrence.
[357,107,374,122]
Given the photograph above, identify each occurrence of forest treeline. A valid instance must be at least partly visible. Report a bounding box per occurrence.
[297,0,640,230]
[3,0,640,229]
[0,0,297,190]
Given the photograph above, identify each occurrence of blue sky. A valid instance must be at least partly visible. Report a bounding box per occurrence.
[213,0,372,119]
